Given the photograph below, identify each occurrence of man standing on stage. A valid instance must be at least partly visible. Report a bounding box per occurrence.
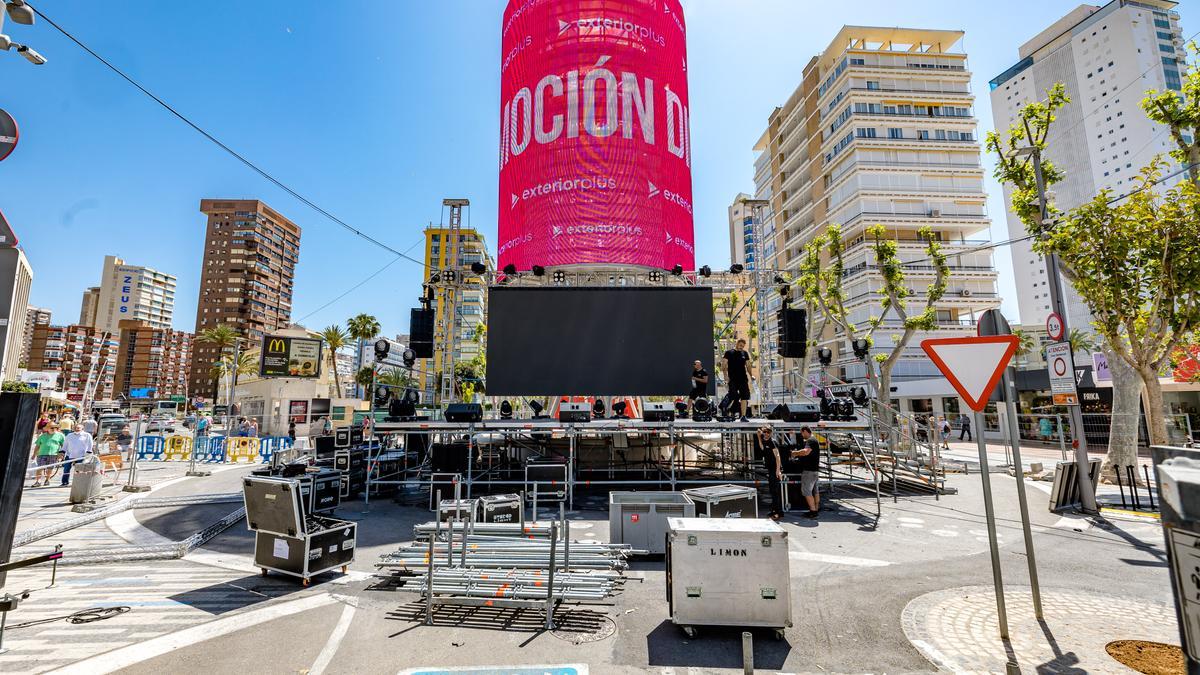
[687,359,709,416]
[721,339,753,422]
[794,426,822,519]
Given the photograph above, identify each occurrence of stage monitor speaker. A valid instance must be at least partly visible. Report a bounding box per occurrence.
[776,307,807,358]
[409,308,434,359]
[768,402,820,423]
[0,392,40,588]
[559,402,591,424]
[643,402,674,422]
[444,403,483,423]
[430,442,470,474]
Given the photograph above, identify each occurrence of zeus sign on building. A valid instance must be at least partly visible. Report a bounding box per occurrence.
[498,0,695,272]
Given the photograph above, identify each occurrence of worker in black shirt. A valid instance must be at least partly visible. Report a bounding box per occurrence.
[793,426,822,519]
[687,360,709,416]
[721,338,753,422]
[754,426,785,521]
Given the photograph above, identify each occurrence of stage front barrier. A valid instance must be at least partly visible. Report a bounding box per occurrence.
[225,437,261,464]
[135,436,164,461]
[163,435,192,462]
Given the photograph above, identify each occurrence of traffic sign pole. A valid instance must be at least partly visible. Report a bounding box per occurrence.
[975,408,1009,640]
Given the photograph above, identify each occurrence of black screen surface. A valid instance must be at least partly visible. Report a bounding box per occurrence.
[487,286,714,396]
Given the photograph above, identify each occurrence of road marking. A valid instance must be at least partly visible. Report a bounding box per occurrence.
[47,593,338,675]
[308,601,357,675]
[399,666,589,675]
[788,551,891,567]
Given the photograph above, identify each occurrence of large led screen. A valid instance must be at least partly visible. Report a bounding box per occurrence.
[498,0,695,272]
[486,286,713,396]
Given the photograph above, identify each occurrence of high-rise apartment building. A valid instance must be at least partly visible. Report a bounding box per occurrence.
[0,212,33,381]
[80,256,177,335]
[420,226,493,399]
[113,319,192,399]
[78,287,100,327]
[753,26,999,395]
[190,199,301,398]
[21,306,51,366]
[727,193,757,270]
[990,0,1186,326]
[28,324,119,403]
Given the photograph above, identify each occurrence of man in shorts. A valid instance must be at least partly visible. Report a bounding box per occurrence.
[721,339,753,422]
[32,423,65,487]
[687,360,709,416]
[794,426,822,519]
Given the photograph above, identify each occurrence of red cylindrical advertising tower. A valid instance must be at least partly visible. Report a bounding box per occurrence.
[498,0,694,272]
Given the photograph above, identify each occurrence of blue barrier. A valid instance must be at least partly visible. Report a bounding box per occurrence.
[136,436,165,461]
[195,436,226,463]
[258,436,293,463]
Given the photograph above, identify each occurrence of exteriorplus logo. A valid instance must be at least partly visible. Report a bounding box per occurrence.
[557,16,667,47]
[553,223,645,238]
[513,175,617,208]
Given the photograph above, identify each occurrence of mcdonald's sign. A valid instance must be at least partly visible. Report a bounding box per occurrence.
[259,335,323,379]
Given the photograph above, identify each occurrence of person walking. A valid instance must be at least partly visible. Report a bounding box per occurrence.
[721,339,753,423]
[116,424,134,460]
[60,423,94,486]
[287,420,297,442]
[754,426,785,521]
[195,414,210,438]
[81,416,98,437]
[31,422,65,487]
[794,426,823,519]
[321,416,333,436]
[939,417,952,450]
[247,418,259,438]
[959,413,973,442]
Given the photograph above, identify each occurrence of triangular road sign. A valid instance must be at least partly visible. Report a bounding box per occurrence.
[921,336,1019,412]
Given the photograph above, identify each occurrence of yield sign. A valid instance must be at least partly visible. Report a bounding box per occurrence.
[921,336,1020,412]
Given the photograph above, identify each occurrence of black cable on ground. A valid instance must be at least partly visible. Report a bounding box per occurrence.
[6,606,130,629]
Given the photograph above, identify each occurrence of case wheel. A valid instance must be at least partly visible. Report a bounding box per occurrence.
[774,629,786,641]
[341,565,348,573]
[302,578,311,587]
[682,626,697,638]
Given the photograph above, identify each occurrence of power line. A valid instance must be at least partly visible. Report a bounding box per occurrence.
[27,2,426,269]
[293,234,427,324]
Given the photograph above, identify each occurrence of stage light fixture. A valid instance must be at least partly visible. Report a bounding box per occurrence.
[552,270,566,284]
[674,400,689,419]
[503,263,517,276]
[671,264,683,276]
[443,270,457,283]
[649,271,663,283]
[612,401,628,418]
[699,265,711,277]
[851,387,869,406]
[402,348,417,367]
[528,399,547,419]
[533,265,547,277]
[818,347,833,366]
[470,262,487,275]
[730,264,744,274]
[592,398,606,419]
[430,273,441,284]
[778,285,790,298]
[851,338,870,360]
[374,338,391,361]
[499,400,514,419]
[774,274,787,285]
[692,397,713,422]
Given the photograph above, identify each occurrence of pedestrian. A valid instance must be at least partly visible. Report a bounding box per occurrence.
[236,417,249,437]
[247,418,259,438]
[36,415,49,433]
[60,423,95,486]
[321,416,333,436]
[287,420,296,442]
[940,417,952,450]
[794,426,823,519]
[1039,416,1053,442]
[117,424,134,460]
[754,426,785,521]
[81,416,98,437]
[31,422,65,487]
[959,413,972,441]
[195,414,210,438]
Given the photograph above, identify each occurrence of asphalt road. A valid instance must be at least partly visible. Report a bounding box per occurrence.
[108,466,1172,674]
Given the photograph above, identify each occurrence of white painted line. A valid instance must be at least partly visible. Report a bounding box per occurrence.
[308,601,357,675]
[47,593,337,675]
[183,547,260,574]
[788,551,891,567]
[106,510,174,546]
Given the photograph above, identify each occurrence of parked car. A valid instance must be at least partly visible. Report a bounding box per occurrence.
[145,418,176,434]
[97,414,128,437]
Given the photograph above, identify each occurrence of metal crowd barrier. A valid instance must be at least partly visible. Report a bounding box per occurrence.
[132,435,291,464]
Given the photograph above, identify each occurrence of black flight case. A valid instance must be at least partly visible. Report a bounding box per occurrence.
[243,475,356,585]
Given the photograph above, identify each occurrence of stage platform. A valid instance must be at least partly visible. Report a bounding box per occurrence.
[374,417,871,434]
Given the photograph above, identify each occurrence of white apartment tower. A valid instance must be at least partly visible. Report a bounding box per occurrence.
[87,255,177,335]
[727,193,756,269]
[989,0,1186,326]
[753,26,1000,394]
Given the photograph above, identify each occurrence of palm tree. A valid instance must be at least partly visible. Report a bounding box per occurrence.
[197,324,241,399]
[319,325,349,398]
[1068,328,1098,359]
[377,367,412,388]
[1012,328,1037,367]
[208,351,259,397]
[346,314,381,398]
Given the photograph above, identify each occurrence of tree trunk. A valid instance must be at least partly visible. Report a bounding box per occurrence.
[1104,349,1141,477]
[875,364,901,456]
[1138,365,1169,447]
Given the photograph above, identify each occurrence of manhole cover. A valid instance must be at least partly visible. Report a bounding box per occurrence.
[551,611,616,644]
[1105,640,1184,675]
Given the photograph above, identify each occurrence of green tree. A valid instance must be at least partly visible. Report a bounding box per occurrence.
[1141,42,1200,185]
[377,368,413,388]
[197,324,241,399]
[2,380,36,393]
[208,350,259,396]
[805,223,948,427]
[346,314,381,399]
[318,325,349,399]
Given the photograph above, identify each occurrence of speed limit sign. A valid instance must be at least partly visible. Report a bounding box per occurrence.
[1046,312,1064,342]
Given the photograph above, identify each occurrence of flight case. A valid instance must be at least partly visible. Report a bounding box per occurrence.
[682,484,758,518]
[243,475,356,585]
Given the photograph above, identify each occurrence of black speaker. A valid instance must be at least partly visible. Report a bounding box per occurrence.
[409,308,434,359]
[768,402,820,423]
[430,442,470,473]
[0,393,40,588]
[776,307,807,358]
[444,403,483,423]
[389,397,416,418]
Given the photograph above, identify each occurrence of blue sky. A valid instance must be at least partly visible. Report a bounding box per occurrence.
[0,0,1144,336]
